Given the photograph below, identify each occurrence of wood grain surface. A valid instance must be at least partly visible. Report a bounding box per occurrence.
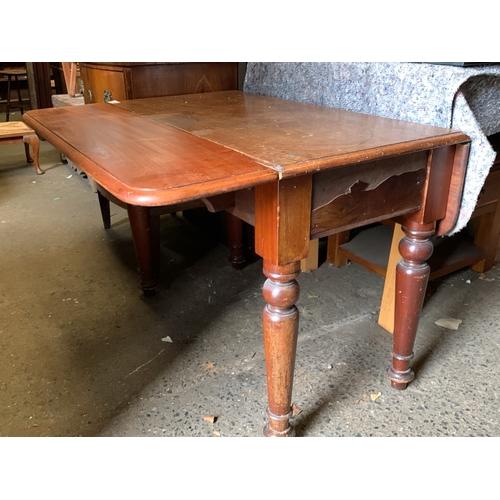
[114,91,469,176]
[23,103,276,206]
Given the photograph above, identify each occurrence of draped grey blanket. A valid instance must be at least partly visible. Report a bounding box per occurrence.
[243,62,500,234]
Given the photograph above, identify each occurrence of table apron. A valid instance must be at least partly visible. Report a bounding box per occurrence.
[310,152,428,238]
[227,152,431,243]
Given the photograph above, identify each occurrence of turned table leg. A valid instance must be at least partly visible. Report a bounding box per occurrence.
[262,259,301,437]
[226,212,246,269]
[127,205,157,296]
[150,214,161,281]
[387,222,435,390]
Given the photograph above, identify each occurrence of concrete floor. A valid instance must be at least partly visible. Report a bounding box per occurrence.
[1,113,500,438]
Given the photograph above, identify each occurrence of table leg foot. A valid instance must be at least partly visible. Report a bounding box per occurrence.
[262,260,301,437]
[391,381,408,390]
[142,287,156,297]
[263,408,296,437]
[387,222,434,390]
[387,350,415,389]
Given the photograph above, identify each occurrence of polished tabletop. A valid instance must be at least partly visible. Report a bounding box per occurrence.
[24,91,468,207]
[114,91,468,175]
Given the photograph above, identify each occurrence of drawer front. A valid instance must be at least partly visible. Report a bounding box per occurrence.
[311,152,428,238]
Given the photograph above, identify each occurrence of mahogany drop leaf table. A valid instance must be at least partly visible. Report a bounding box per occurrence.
[23,91,470,437]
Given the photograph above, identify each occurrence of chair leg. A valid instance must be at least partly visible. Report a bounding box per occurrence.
[15,75,24,115]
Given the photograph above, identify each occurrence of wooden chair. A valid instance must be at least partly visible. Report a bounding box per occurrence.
[0,67,28,122]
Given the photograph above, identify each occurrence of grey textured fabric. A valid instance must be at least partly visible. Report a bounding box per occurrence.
[244,62,500,234]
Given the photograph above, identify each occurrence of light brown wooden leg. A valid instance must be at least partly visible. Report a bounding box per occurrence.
[127,205,156,296]
[24,143,33,163]
[23,133,43,175]
[262,259,301,437]
[387,222,434,390]
[378,223,405,333]
[326,231,350,266]
[300,238,319,272]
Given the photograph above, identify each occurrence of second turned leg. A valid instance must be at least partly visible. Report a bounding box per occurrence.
[226,212,246,269]
[261,260,301,437]
[150,214,161,281]
[387,222,435,390]
[127,205,157,296]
